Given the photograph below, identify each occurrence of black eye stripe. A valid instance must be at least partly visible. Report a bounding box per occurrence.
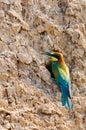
[52,54,59,59]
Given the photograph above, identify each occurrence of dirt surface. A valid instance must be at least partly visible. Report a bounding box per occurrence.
[0,0,86,130]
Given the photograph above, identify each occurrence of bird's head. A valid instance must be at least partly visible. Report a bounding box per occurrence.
[45,51,63,62]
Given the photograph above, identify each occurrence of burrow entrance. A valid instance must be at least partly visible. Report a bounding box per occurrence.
[45,61,55,79]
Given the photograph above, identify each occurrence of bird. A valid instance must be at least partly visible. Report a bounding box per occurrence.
[45,51,73,110]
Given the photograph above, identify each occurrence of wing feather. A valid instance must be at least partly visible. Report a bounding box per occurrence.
[52,62,72,98]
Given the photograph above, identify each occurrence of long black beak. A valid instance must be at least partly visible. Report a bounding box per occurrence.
[45,51,53,56]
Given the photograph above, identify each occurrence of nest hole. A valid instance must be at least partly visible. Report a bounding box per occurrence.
[46,61,55,79]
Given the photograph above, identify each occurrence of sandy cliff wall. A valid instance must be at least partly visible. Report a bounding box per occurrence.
[0,0,86,130]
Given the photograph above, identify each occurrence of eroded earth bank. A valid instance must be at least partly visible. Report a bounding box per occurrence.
[0,0,86,130]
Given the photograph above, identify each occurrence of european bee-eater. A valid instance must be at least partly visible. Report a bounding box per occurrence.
[45,51,73,110]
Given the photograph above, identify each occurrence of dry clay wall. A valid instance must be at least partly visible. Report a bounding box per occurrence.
[0,0,86,130]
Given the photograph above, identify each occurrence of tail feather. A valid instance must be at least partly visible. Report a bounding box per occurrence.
[62,93,73,110]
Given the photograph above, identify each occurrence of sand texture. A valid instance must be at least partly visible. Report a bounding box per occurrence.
[0,0,86,130]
